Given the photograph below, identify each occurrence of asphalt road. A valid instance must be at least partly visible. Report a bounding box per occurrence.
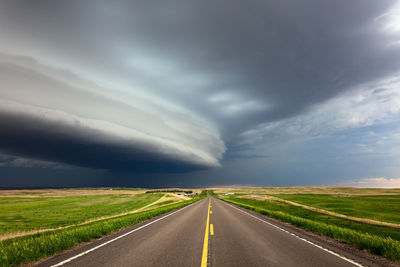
[36,196,377,267]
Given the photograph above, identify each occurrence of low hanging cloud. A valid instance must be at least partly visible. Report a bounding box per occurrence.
[0,55,225,172]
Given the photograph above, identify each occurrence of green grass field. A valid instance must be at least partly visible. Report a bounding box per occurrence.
[274,194,400,224]
[0,193,163,236]
[212,190,400,261]
[0,190,206,266]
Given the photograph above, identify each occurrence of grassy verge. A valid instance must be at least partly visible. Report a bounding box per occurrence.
[213,193,400,261]
[274,194,400,224]
[0,191,206,266]
[0,193,163,235]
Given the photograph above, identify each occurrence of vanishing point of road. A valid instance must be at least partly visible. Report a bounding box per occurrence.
[37,196,382,267]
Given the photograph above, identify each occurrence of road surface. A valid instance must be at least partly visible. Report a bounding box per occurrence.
[36,196,379,267]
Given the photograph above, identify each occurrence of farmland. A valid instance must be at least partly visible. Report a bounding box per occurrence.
[211,187,400,261]
[0,193,164,238]
[0,188,205,266]
[275,194,400,225]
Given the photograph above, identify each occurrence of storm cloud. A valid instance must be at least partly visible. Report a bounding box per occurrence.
[1,0,400,186]
[0,54,225,172]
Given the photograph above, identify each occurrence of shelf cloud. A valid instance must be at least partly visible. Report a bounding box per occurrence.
[0,55,225,172]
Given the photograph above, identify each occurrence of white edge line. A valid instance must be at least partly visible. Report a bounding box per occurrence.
[221,200,364,267]
[51,200,202,266]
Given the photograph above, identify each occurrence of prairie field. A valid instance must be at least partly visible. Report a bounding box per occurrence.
[211,187,400,260]
[275,194,400,224]
[0,193,163,238]
[0,188,206,266]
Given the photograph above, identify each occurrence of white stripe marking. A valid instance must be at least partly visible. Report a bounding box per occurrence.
[51,201,201,266]
[222,201,364,267]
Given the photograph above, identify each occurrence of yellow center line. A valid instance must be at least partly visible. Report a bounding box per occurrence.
[201,199,211,267]
[210,224,214,235]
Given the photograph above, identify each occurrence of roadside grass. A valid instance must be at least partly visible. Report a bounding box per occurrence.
[152,200,175,206]
[0,191,206,267]
[274,194,400,224]
[216,193,400,261]
[0,193,163,236]
[199,190,207,198]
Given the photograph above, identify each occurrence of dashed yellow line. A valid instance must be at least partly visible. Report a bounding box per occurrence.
[201,199,211,267]
[210,224,214,235]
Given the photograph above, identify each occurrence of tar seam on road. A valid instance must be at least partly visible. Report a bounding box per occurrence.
[222,201,364,267]
[50,200,202,267]
[201,199,211,267]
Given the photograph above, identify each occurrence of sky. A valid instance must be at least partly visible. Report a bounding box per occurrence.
[1,0,400,188]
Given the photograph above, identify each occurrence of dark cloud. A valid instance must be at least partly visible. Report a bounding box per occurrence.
[0,111,209,173]
[1,0,400,186]
[0,54,224,173]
